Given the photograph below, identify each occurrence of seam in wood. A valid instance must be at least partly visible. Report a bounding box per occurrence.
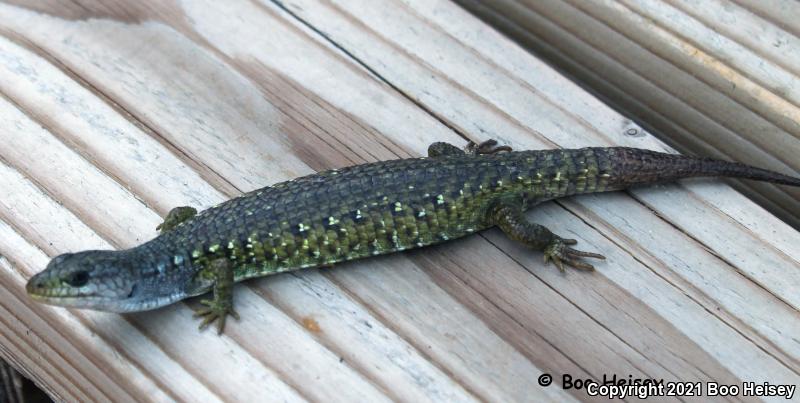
[251,58,406,160]
[315,0,568,148]
[0,340,68,403]
[555,0,800,156]
[256,61,402,161]
[0,257,113,401]
[68,315,187,403]
[247,279,402,402]
[0,150,122,252]
[629,188,800,316]
[551,201,787,380]
[472,232,667,380]
[664,0,800,78]
[557,198,800,375]
[216,287,380,403]
[387,0,623,145]
[414,250,600,396]
[0,305,77,402]
[729,0,800,39]
[678,184,800,269]
[122,314,270,403]
[320,270,489,402]
[244,66,362,167]
[0,24,242,201]
[614,0,800,125]
[266,0,474,144]
[0,318,75,402]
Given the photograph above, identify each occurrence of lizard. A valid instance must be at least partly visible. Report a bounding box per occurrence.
[26,140,800,333]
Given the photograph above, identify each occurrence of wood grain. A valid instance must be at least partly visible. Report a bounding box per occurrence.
[0,0,798,402]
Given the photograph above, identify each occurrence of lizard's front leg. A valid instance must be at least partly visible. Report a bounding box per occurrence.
[193,258,240,334]
[491,202,605,271]
[156,206,197,232]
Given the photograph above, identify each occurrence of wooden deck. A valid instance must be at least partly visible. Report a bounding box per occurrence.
[0,1,798,402]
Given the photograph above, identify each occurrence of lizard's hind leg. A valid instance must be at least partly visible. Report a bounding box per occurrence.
[465,139,512,155]
[428,142,465,157]
[428,139,513,157]
[491,202,605,271]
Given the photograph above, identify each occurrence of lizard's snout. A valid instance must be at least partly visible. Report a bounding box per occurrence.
[26,272,46,294]
[26,252,95,299]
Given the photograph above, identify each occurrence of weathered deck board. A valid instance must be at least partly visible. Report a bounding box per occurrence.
[0,1,798,402]
[456,0,800,229]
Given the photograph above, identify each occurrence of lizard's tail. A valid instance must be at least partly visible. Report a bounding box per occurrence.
[605,147,800,188]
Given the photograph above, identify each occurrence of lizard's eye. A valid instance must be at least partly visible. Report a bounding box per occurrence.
[65,271,90,287]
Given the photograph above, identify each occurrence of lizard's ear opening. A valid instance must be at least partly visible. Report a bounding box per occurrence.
[126,283,140,299]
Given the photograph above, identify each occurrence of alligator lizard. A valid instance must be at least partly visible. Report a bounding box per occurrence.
[26,140,800,333]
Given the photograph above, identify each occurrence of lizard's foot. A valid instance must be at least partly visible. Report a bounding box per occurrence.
[156,206,197,232]
[194,298,240,334]
[543,238,605,272]
[428,139,512,157]
[465,139,513,155]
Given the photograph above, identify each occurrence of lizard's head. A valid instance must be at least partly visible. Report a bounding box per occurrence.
[26,249,188,312]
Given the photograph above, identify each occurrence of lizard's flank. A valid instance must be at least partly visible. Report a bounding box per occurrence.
[27,140,800,333]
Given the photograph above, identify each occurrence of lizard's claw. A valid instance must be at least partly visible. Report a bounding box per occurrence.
[466,139,513,155]
[543,238,605,272]
[194,299,240,334]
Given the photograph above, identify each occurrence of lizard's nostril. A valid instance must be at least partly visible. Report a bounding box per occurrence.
[26,277,41,293]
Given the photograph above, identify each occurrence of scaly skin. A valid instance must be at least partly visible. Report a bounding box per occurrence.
[26,140,800,333]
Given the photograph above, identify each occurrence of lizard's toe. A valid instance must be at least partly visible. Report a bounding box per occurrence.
[544,238,603,272]
[193,299,238,334]
[465,139,513,155]
[565,247,605,260]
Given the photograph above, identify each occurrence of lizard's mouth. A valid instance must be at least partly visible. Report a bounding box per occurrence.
[28,292,107,308]
[25,275,127,311]
[26,270,186,313]
[26,285,171,313]
[27,295,147,312]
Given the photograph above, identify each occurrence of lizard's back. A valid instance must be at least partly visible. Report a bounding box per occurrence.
[153,151,556,280]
